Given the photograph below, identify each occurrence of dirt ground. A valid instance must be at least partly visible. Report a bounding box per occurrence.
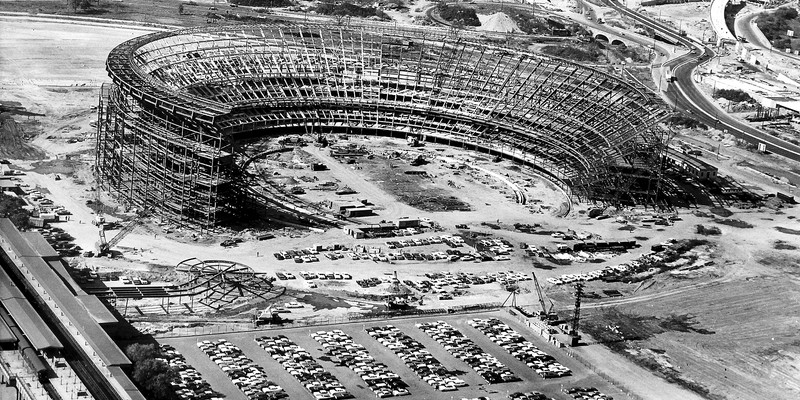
[3,7,800,400]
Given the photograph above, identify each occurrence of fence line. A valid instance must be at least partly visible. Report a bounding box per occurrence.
[505,308,644,400]
[154,303,502,338]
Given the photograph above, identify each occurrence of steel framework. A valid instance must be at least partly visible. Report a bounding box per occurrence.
[97,23,671,229]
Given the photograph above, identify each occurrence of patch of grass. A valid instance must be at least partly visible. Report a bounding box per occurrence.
[634,236,650,241]
[776,226,800,235]
[696,224,721,235]
[230,0,292,6]
[659,314,715,334]
[668,114,707,130]
[709,207,733,217]
[774,240,798,250]
[437,4,480,26]
[541,44,603,62]
[714,219,754,228]
[713,88,755,104]
[583,309,720,399]
[313,2,390,20]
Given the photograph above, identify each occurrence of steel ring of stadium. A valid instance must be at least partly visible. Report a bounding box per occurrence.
[96,23,671,229]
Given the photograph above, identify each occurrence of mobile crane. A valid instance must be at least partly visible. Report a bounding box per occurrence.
[531,271,559,323]
[94,209,148,256]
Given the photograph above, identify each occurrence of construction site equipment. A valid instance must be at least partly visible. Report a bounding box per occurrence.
[531,271,559,322]
[95,210,147,256]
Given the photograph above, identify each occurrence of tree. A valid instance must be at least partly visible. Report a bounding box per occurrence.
[178,3,184,14]
[0,193,30,231]
[68,0,94,12]
[125,343,158,363]
[132,358,170,384]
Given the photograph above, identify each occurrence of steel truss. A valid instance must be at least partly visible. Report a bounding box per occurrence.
[97,23,671,230]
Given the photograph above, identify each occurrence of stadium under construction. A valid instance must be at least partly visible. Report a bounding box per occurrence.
[96,24,672,230]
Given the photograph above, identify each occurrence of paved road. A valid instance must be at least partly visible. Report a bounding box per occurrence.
[602,0,800,161]
[736,7,800,64]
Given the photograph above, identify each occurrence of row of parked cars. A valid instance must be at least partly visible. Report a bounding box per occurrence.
[312,330,410,398]
[384,234,465,249]
[416,321,519,384]
[256,335,352,400]
[197,339,287,400]
[299,271,352,280]
[468,318,571,379]
[509,392,555,400]
[36,225,81,257]
[474,238,515,256]
[366,325,467,392]
[564,387,613,400]
[159,344,222,400]
[547,249,675,285]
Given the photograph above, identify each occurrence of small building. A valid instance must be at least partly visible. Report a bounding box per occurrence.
[344,207,374,218]
[329,201,363,213]
[343,227,366,239]
[395,217,420,228]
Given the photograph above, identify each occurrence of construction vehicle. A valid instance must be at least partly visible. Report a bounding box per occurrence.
[531,271,559,323]
[94,210,148,256]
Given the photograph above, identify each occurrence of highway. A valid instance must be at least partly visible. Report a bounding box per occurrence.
[601,0,800,161]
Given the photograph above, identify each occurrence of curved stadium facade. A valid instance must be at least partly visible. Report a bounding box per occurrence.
[96,24,670,229]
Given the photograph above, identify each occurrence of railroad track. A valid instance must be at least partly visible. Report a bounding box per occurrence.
[66,355,119,400]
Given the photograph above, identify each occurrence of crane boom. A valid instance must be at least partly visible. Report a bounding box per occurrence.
[531,271,548,314]
[96,210,148,255]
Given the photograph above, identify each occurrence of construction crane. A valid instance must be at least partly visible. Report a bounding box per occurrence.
[568,282,585,346]
[95,210,148,256]
[531,271,558,322]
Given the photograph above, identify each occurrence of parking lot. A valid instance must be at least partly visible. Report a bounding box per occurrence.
[159,311,621,400]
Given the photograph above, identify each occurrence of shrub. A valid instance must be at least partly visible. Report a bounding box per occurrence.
[314,2,389,20]
[437,4,480,27]
[540,45,603,62]
[0,193,30,231]
[230,0,293,6]
[714,89,754,103]
[713,218,753,228]
[695,224,721,235]
[668,114,707,130]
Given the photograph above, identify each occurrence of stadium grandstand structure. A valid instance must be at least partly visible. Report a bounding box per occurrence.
[97,23,672,229]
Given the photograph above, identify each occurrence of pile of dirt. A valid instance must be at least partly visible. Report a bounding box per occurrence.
[477,12,521,33]
[0,101,46,160]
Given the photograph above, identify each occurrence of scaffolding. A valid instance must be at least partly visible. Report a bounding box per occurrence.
[97,23,671,230]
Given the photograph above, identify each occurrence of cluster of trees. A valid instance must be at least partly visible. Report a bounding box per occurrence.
[757,6,800,48]
[0,193,29,231]
[230,0,294,7]
[125,344,178,400]
[514,14,550,35]
[540,44,603,62]
[714,88,755,104]
[313,2,390,20]
[437,4,480,27]
[668,114,707,130]
[68,0,95,12]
